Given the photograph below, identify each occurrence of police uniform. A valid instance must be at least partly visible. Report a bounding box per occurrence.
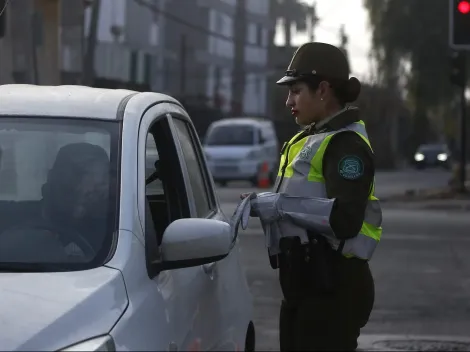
[251,43,382,351]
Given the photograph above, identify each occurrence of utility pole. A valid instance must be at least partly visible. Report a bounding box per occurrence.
[459,54,467,193]
[155,0,166,91]
[33,0,61,85]
[31,10,40,84]
[179,33,187,99]
[449,50,467,193]
[82,0,101,86]
[449,0,470,193]
[232,0,246,115]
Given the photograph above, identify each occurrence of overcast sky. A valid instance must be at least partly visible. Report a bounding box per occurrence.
[274,0,372,80]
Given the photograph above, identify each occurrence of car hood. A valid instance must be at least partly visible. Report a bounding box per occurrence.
[0,266,128,351]
[204,145,254,160]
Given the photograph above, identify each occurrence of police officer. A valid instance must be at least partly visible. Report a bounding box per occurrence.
[245,42,383,351]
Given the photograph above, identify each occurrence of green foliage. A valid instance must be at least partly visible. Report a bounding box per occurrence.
[364,0,453,108]
[364,0,460,150]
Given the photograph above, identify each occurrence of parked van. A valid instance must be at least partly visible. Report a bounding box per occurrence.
[203,117,279,186]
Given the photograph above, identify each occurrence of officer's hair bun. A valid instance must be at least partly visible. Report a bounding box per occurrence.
[344,77,361,103]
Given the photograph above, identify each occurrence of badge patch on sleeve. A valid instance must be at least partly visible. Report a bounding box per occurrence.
[338,155,364,180]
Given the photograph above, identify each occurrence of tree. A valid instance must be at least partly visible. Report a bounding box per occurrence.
[269,0,311,46]
[363,0,455,149]
[338,24,349,62]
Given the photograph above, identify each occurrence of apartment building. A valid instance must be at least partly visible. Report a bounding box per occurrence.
[165,0,272,115]
[1,0,274,116]
[0,0,83,85]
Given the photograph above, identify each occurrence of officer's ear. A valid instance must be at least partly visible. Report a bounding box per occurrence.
[317,81,330,100]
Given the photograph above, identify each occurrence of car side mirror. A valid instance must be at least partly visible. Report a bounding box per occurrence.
[156,218,232,271]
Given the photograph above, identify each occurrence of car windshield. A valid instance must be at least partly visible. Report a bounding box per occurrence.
[418,144,447,153]
[0,117,119,272]
[205,125,255,146]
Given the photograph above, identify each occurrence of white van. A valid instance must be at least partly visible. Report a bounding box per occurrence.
[203,117,279,187]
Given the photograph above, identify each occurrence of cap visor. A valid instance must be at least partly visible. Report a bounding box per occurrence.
[276,76,299,85]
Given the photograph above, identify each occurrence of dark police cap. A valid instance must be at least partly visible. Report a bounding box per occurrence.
[277,42,350,85]
[276,42,361,102]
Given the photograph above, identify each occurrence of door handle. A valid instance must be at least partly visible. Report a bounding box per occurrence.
[202,262,217,279]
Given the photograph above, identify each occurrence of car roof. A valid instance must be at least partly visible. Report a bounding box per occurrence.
[418,143,447,150]
[0,84,180,120]
[210,117,273,127]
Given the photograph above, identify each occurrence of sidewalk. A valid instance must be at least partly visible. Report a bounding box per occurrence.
[380,187,470,212]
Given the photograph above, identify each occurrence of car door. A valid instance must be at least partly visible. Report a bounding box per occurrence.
[169,113,246,351]
[137,108,204,351]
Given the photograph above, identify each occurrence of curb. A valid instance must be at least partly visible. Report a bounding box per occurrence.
[380,200,470,210]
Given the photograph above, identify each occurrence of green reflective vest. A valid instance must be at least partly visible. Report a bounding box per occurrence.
[273,120,382,260]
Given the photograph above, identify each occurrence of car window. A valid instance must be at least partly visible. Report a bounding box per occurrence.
[205,124,255,146]
[145,133,163,195]
[256,128,264,144]
[142,116,191,247]
[0,117,119,270]
[418,144,447,153]
[172,118,213,217]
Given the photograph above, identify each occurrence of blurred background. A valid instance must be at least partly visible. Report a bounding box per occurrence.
[1,0,464,170]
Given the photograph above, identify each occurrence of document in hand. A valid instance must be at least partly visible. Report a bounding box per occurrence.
[228,192,256,249]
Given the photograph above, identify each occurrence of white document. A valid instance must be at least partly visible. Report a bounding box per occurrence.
[228,192,256,249]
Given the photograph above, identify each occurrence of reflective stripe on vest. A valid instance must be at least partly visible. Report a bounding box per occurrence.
[273,120,382,260]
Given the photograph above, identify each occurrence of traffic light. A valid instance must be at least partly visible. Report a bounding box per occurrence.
[450,0,470,49]
[450,50,466,87]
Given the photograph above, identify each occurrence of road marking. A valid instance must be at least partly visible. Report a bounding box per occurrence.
[358,334,470,351]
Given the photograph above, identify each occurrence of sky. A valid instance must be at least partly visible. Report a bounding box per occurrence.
[274,0,372,81]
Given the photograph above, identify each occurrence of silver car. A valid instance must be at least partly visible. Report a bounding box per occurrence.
[0,85,254,351]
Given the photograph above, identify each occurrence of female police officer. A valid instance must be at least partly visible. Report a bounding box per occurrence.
[245,42,383,351]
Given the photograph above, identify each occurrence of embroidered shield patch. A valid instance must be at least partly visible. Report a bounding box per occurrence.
[298,145,313,160]
[338,155,364,180]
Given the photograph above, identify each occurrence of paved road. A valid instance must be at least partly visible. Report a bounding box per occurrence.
[216,169,452,205]
[217,169,470,350]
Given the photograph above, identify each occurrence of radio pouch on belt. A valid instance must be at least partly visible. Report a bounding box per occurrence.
[306,233,337,294]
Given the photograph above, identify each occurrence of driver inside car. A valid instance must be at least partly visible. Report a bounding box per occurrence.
[0,143,110,263]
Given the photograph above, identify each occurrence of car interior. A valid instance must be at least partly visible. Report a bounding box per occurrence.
[144,117,190,246]
[0,143,110,238]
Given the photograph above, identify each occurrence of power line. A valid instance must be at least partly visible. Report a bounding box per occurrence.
[132,0,268,49]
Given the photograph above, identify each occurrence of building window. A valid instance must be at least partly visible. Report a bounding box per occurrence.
[215,11,224,33]
[247,23,257,44]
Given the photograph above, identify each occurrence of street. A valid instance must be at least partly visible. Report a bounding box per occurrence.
[217,169,470,351]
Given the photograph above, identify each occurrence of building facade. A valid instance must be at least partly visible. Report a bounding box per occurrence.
[165,0,272,115]
[0,0,83,85]
[1,0,274,116]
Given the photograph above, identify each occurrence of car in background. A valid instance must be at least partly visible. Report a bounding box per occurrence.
[0,84,255,352]
[203,117,279,187]
[414,143,451,169]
